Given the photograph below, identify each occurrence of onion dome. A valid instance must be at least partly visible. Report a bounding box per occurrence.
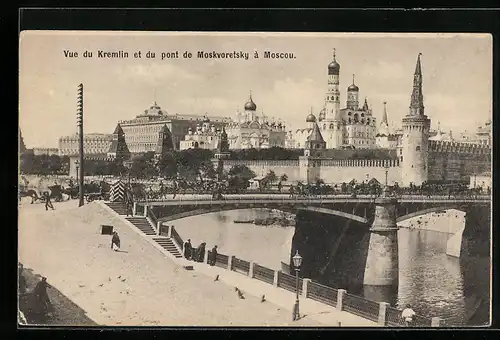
[244,92,257,111]
[348,74,359,92]
[328,48,340,75]
[306,107,316,122]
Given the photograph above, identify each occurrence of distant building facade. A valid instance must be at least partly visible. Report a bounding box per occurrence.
[179,117,220,151]
[58,133,113,156]
[118,102,230,152]
[32,147,59,156]
[225,93,287,149]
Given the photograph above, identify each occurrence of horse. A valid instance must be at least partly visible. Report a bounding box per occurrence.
[19,189,40,204]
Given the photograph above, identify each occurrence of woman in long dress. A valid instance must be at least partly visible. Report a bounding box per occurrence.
[111,232,121,251]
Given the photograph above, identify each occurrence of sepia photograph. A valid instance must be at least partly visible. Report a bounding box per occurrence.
[18,31,492,327]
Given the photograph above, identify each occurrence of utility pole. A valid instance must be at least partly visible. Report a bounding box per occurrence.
[77,84,85,207]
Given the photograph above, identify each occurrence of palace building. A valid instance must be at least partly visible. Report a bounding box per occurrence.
[58,133,114,156]
[179,117,221,150]
[225,92,287,149]
[118,101,231,153]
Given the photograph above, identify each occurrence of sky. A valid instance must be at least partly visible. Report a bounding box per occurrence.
[19,31,492,148]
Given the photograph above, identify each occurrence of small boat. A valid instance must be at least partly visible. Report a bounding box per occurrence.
[233,220,254,224]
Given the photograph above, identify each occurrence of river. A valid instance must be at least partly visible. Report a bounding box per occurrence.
[171,208,488,326]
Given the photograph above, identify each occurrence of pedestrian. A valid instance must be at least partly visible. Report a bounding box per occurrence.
[197,242,206,263]
[34,277,52,316]
[44,192,54,211]
[401,304,416,327]
[111,231,121,251]
[184,239,192,260]
[18,264,26,294]
[210,245,218,266]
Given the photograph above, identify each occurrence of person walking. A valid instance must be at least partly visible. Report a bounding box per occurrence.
[401,304,416,327]
[34,277,52,317]
[209,245,218,266]
[197,242,206,263]
[183,239,192,260]
[111,231,121,251]
[44,192,54,211]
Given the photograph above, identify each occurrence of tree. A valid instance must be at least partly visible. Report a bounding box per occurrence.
[228,164,256,192]
[157,151,178,178]
[260,170,277,189]
[280,174,288,182]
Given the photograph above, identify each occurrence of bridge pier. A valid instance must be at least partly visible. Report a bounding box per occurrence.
[363,196,399,287]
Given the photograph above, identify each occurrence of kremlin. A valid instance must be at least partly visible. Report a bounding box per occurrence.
[20,49,491,188]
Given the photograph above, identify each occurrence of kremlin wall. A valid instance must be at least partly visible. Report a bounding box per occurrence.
[20,50,492,188]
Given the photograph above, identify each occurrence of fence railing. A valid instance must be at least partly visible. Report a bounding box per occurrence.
[342,292,381,323]
[171,246,445,327]
[253,264,275,285]
[146,206,158,226]
[232,257,250,275]
[277,271,303,294]
[170,227,183,250]
[214,253,229,269]
[307,281,338,307]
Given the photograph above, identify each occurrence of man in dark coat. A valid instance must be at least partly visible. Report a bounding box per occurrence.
[34,277,52,314]
[209,245,218,266]
[44,192,54,211]
[197,242,206,263]
[183,239,192,260]
[111,231,121,251]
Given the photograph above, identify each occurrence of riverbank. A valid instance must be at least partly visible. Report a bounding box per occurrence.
[18,201,325,326]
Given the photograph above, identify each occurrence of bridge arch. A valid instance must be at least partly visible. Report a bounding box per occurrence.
[156,205,368,224]
[396,205,465,223]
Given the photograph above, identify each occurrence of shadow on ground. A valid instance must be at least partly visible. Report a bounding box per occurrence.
[18,264,98,326]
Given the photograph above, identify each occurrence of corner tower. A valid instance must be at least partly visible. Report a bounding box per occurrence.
[401,53,431,186]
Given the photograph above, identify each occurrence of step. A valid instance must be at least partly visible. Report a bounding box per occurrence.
[152,238,183,258]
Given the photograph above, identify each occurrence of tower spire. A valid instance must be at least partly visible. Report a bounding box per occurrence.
[153,88,157,106]
[382,101,388,125]
[333,48,336,60]
[352,74,355,84]
[409,53,425,116]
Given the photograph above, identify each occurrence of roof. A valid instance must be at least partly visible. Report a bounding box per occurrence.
[307,123,325,143]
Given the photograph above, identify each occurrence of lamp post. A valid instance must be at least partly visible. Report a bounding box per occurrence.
[292,250,303,321]
[383,164,390,198]
[75,160,79,183]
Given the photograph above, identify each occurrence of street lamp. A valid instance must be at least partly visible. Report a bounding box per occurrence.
[292,250,303,321]
[383,164,390,197]
[75,160,80,183]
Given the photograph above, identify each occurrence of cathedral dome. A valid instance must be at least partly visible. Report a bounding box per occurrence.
[348,83,359,92]
[244,95,257,111]
[306,113,316,123]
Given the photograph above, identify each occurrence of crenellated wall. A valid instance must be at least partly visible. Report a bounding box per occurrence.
[222,159,401,185]
[428,141,491,182]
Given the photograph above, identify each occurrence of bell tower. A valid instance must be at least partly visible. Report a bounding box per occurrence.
[322,48,343,149]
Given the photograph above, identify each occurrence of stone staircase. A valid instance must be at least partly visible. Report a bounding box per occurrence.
[153,237,183,258]
[103,201,183,259]
[125,217,157,236]
[104,202,129,216]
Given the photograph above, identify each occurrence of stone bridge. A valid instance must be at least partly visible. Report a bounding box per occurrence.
[134,194,490,225]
